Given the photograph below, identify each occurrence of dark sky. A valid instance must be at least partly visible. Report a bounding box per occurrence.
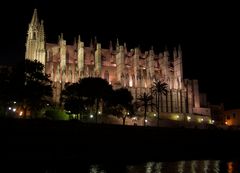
[0,1,239,109]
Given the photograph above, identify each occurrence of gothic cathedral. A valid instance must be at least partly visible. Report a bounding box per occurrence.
[25,9,210,116]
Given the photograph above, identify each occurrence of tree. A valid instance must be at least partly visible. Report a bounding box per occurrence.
[78,77,113,123]
[17,60,52,118]
[61,83,85,120]
[0,67,14,117]
[137,92,153,126]
[108,88,133,125]
[152,80,168,126]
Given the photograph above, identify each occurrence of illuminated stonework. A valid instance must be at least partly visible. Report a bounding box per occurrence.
[25,9,210,116]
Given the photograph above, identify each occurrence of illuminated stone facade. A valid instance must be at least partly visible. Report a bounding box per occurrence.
[25,9,210,116]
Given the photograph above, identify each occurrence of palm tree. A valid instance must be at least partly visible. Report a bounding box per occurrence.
[137,92,153,126]
[152,80,168,126]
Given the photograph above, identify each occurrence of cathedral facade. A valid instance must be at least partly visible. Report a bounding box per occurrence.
[25,9,210,116]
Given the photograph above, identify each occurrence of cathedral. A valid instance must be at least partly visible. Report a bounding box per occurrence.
[25,9,211,117]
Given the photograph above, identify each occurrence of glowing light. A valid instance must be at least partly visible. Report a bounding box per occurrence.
[127,112,129,115]
[187,116,191,121]
[90,114,94,118]
[98,111,101,115]
[153,113,156,117]
[8,107,12,110]
[19,111,23,116]
[129,79,133,87]
[210,119,215,124]
[225,121,228,125]
[13,108,16,112]
[176,115,179,119]
[13,101,16,104]
[132,117,137,120]
[145,119,148,123]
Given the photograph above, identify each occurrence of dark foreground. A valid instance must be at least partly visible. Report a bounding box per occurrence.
[1,118,240,164]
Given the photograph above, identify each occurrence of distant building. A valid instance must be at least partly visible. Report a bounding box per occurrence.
[25,9,211,117]
[224,109,240,126]
[210,103,225,125]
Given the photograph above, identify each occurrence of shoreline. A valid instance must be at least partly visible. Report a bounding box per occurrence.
[2,118,239,164]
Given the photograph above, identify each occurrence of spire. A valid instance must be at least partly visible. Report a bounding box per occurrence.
[163,45,169,57]
[77,35,81,49]
[39,20,45,41]
[124,42,127,54]
[116,38,119,47]
[150,46,154,56]
[116,38,120,52]
[173,47,177,59]
[178,44,182,57]
[30,8,39,26]
[58,33,64,44]
[78,35,81,43]
[73,37,77,48]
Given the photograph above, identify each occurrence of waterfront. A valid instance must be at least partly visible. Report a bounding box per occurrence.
[3,160,240,172]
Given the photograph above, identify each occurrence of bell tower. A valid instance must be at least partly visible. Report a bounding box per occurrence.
[25,9,46,66]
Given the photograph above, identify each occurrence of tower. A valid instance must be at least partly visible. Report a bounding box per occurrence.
[25,9,46,66]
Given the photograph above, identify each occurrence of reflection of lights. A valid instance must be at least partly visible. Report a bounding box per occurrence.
[154,162,162,173]
[187,116,191,121]
[89,165,106,173]
[203,160,209,173]
[214,160,220,173]
[228,162,233,173]
[90,115,94,118]
[19,111,23,116]
[177,161,185,173]
[191,160,197,173]
[146,162,154,173]
[176,115,179,119]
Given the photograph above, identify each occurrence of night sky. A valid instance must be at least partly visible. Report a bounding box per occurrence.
[0,1,239,109]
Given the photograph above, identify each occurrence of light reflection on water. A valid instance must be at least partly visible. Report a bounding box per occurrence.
[12,160,240,172]
[87,160,239,173]
[126,160,229,173]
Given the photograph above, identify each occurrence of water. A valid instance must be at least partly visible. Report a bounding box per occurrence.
[7,160,240,173]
